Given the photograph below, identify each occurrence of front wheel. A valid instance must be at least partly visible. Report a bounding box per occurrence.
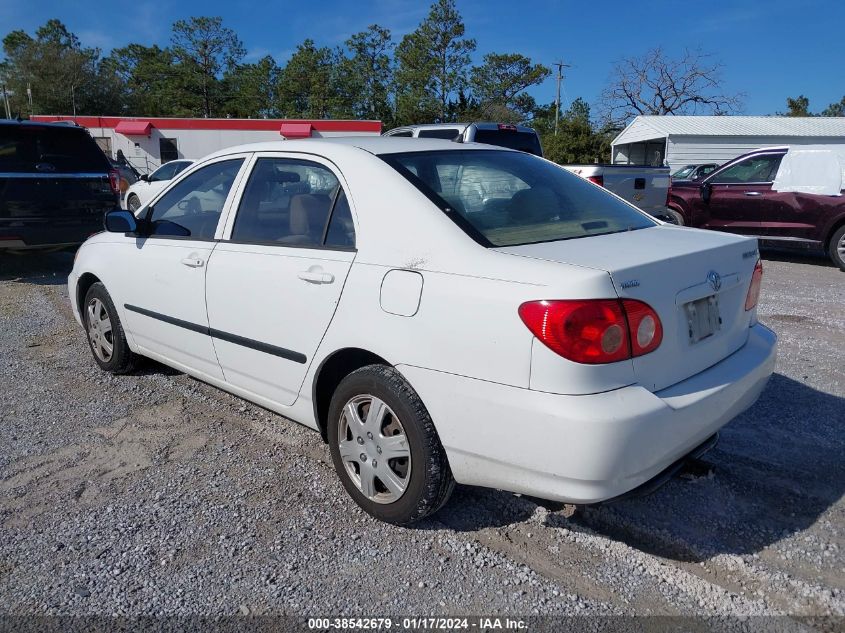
[829,225,845,271]
[83,282,139,374]
[327,365,454,525]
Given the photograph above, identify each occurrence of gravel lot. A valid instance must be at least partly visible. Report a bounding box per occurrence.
[0,249,843,622]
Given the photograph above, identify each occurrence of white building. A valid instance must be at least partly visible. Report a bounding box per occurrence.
[30,115,381,174]
[611,115,845,171]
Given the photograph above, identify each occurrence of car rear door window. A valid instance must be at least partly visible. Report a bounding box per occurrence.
[146,158,244,239]
[231,158,345,247]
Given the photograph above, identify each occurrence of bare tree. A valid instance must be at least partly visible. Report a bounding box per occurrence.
[599,48,743,125]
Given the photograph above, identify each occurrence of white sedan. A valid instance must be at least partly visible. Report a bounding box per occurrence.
[69,137,776,524]
[122,159,193,212]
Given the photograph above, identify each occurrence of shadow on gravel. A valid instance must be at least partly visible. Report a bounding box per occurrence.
[0,250,75,285]
[560,373,845,562]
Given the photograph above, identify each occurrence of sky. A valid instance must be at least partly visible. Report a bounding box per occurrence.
[3,0,844,117]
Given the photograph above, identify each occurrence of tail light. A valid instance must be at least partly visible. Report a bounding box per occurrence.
[745,260,763,311]
[586,175,604,187]
[108,169,120,194]
[497,123,517,131]
[519,299,663,364]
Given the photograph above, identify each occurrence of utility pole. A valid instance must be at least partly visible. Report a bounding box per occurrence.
[71,84,77,118]
[553,60,571,136]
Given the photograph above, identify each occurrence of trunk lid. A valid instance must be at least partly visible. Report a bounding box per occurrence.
[496,225,760,392]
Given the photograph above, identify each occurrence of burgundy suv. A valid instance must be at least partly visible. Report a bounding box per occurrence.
[668,147,845,269]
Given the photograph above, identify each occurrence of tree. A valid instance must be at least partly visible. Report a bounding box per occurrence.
[394,0,475,124]
[821,97,845,117]
[778,94,845,117]
[223,55,280,118]
[469,53,549,122]
[103,44,181,116]
[599,47,743,125]
[342,25,394,123]
[170,16,245,117]
[1,20,120,116]
[276,39,340,118]
[532,98,611,165]
[783,95,811,117]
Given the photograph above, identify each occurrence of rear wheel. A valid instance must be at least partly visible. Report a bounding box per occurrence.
[126,194,141,213]
[83,282,138,374]
[327,365,454,524]
[829,225,845,271]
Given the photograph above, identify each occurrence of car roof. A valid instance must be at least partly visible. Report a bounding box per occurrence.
[0,119,88,130]
[203,136,509,161]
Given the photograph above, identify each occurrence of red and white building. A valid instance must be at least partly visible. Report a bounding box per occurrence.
[31,116,382,174]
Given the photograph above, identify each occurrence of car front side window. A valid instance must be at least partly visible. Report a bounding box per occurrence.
[711,155,783,184]
[230,157,348,247]
[149,162,177,182]
[145,158,244,239]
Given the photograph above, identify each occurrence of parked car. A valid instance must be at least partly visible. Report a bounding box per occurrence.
[123,159,193,212]
[109,157,139,206]
[0,120,119,252]
[70,137,776,524]
[668,147,845,269]
[562,164,677,223]
[384,122,543,156]
[671,163,719,182]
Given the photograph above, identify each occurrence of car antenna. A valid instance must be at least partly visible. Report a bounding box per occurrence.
[452,122,473,144]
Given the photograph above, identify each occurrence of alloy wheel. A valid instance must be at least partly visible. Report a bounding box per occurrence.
[86,297,114,363]
[337,394,411,504]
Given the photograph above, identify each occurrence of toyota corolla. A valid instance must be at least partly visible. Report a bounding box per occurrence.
[69,137,776,524]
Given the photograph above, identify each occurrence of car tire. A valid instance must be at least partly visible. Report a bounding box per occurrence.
[829,225,845,271]
[327,365,454,525]
[127,194,141,213]
[83,282,139,374]
[666,208,685,226]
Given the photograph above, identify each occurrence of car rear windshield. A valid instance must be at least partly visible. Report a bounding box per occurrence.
[0,125,110,174]
[473,129,542,156]
[380,150,655,247]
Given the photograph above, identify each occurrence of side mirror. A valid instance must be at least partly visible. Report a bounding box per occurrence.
[140,174,150,182]
[104,209,138,234]
[700,182,712,203]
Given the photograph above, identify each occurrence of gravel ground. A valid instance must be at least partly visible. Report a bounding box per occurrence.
[0,249,843,622]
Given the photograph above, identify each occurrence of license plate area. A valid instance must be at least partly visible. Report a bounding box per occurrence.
[684,295,721,344]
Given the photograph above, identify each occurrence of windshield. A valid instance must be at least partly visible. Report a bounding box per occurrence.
[672,165,695,179]
[381,150,655,247]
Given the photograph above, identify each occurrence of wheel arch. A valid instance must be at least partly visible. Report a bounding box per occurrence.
[76,272,102,315]
[823,214,845,251]
[312,347,391,442]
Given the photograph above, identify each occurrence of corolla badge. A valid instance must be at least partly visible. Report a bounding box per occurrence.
[707,270,722,292]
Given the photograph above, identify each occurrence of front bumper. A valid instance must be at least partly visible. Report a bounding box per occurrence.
[398,323,777,504]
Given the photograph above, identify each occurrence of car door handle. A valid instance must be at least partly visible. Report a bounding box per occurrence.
[181,257,204,268]
[298,269,334,284]
[744,191,762,197]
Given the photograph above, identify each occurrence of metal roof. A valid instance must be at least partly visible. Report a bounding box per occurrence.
[612,115,845,145]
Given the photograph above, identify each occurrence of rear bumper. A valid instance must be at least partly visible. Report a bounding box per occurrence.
[398,323,776,504]
[0,218,104,249]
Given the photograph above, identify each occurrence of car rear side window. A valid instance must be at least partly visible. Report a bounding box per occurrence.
[418,129,461,140]
[231,158,348,248]
[0,125,110,173]
[146,159,244,240]
[473,129,542,156]
[381,149,654,247]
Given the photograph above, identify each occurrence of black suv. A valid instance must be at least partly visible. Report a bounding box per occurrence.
[0,120,118,251]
